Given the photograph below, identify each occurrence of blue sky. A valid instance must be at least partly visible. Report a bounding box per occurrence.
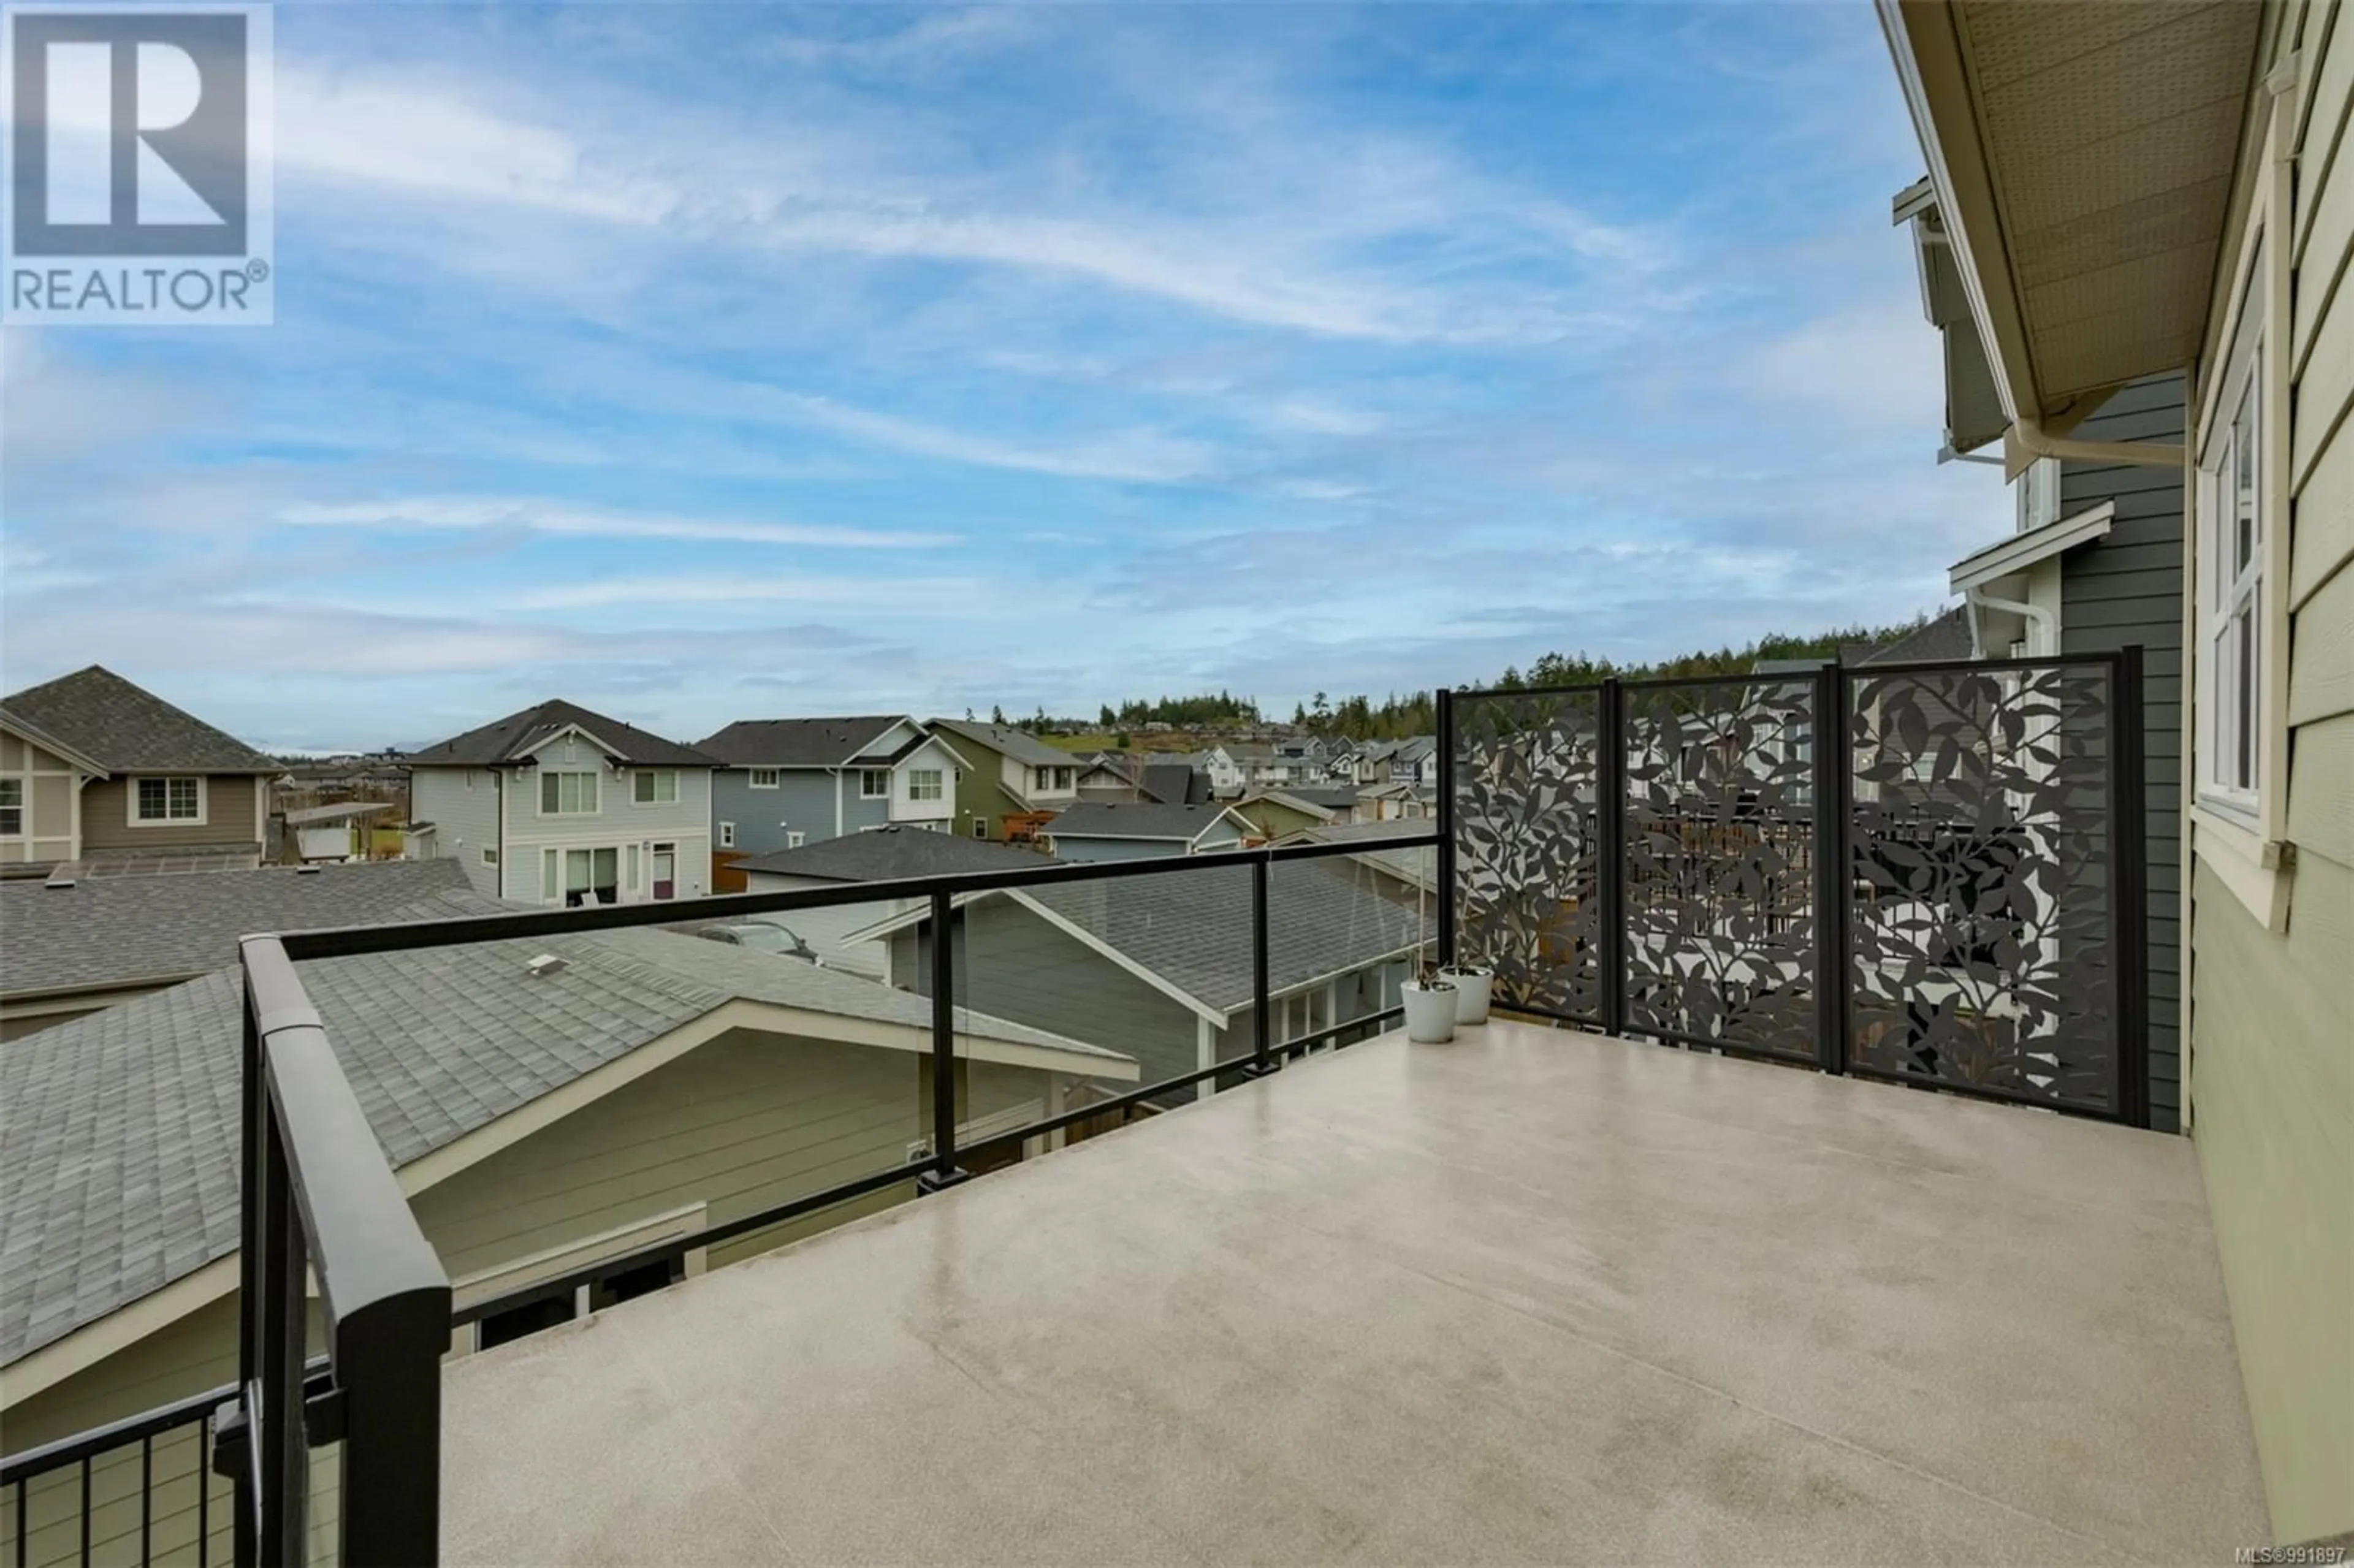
[1,1,2006,752]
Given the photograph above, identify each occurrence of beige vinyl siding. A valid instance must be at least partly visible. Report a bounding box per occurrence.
[2188,4,2354,1544]
[412,1027,927,1277]
[79,775,261,853]
[0,732,83,866]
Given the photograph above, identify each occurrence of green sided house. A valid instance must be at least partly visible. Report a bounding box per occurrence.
[0,931,1133,1565]
[1881,0,2352,1542]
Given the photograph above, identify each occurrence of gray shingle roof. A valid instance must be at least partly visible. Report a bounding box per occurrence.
[1018,856,1425,1013]
[1,667,276,773]
[1856,606,1975,666]
[734,825,1051,881]
[696,716,910,767]
[408,700,715,768]
[1140,764,1207,805]
[1045,802,1245,842]
[0,926,1127,1368]
[0,860,488,999]
[926,718,1070,769]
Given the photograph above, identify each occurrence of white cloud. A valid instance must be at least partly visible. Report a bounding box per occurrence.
[276,497,958,549]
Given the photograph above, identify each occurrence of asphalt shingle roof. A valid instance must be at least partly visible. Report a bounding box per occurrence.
[408,700,715,769]
[0,926,1126,1368]
[1856,606,1975,666]
[927,718,1071,770]
[733,825,1051,881]
[1140,764,1207,805]
[1045,802,1244,842]
[0,860,490,998]
[1,667,276,773]
[1016,856,1425,1014]
[696,716,911,767]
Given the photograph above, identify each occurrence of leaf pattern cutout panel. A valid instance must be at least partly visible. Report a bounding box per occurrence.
[1451,690,1604,1022]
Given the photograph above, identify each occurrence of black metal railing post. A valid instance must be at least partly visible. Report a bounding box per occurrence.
[1813,664,1850,1076]
[919,889,972,1193]
[2111,644,2151,1127]
[1243,853,1278,1078]
[1598,677,1627,1037]
[1435,686,1457,967]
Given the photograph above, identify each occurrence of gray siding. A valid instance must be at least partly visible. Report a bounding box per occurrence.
[888,900,1213,1093]
[1049,836,1189,864]
[80,774,261,853]
[2057,371,2184,1131]
[406,767,505,896]
[714,769,837,856]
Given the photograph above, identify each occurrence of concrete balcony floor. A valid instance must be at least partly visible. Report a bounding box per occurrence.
[441,1021,2267,1566]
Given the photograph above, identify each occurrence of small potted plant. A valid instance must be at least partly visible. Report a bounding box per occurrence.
[1402,965,1458,1043]
[1439,962,1494,1026]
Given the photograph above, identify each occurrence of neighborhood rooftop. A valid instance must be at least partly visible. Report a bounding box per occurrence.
[1,666,275,774]
[729,824,1048,881]
[695,716,915,767]
[406,699,716,769]
[926,717,1072,769]
[0,926,1130,1369]
[0,860,494,1000]
[1045,801,1243,842]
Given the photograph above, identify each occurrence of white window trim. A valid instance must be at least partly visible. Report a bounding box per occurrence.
[906,767,944,802]
[748,768,780,790]
[632,769,679,806]
[718,820,736,849]
[2188,93,2296,931]
[858,768,890,799]
[481,847,498,867]
[0,776,24,839]
[785,830,805,849]
[128,775,207,828]
[538,768,601,818]
[449,1203,707,1357]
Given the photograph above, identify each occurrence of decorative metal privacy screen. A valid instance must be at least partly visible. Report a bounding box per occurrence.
[1442,653,2147,1124]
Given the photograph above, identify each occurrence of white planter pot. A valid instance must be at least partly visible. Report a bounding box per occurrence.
[1440,965,1494,1025]
[1402,980,1458,1043]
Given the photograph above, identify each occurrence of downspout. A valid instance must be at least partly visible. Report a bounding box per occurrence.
[495,769,505,897]
[1962,586,2056,658]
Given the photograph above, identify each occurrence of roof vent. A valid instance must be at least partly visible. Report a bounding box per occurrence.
[295,864,323,875]
[525,954,568,978]
[42,875,75,891]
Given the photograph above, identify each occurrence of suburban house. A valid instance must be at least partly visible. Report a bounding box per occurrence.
[926,718,1079,841]
[859,856,1426,1104]
[1390,736,1439,786]
[0,859,486,1040]
[695,717,968,885]
[0,666,278,877]
[724,826,1051,977]
[405,700,718,906]
[1880,0,2352,1540]
[0,923,1138,1545]
[1343,738,1400,785]
[1274,816,1440,906]
[1230,789,1342,841]
[1040,801,1255,862]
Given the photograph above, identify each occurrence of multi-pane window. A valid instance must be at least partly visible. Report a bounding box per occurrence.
[718,821,736,848]
[908,769,943,802]
[135,776,201,821]
[540,769,598,815]
[633,770,678,805]
[0,778,21,836]
[749,768,780,789]
[859,769,890,798]
[2201,262,2265,811]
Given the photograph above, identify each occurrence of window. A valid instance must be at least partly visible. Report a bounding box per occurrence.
[786,830,805,849]
[749,768,780,789]
[718,821,736,848]
[2015,456,2062,533]
[633,770,678,805]
[539,769,598,815]
[0,778,20,837]
[859,769,889,799]
[1049,767,1073,791]
[133,776,202,823]
[481,847,498,867]
[907,768,943,802]
[2200,248,2266,813]
[972,818,989,839]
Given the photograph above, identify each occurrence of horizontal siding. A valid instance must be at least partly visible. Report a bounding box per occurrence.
[2294,2,2353,360]
[408,769,503,896]
[2189,856,2353,1544]
[2291,230,2354,497]
[2287,712,2354,869]
[2060,372,2185,1131]
[78,775,257,852]
[411,1027,925,1281]
[2288,558,2354,722]
[2290,405,2354,607]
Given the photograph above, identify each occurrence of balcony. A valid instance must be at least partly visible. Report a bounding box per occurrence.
[436,1016,2263,1565]
[4,653,2272,1566]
